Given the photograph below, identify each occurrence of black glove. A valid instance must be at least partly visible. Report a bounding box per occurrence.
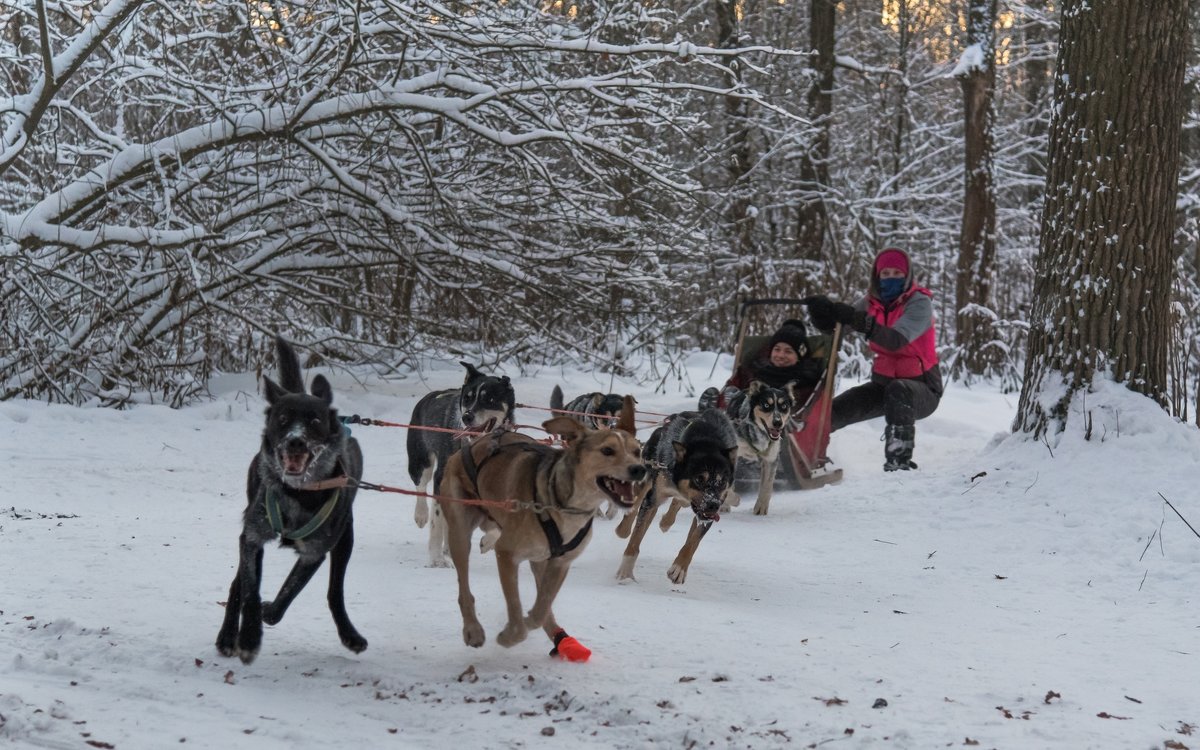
[803,296,875,336]
[801,295,838,334]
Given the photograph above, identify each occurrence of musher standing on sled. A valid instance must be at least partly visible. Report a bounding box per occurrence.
[802,247,943,471]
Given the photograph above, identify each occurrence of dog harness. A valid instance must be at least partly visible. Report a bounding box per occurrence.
[458,434,593,558]
[263,458,349,541]
[264,487,340,541]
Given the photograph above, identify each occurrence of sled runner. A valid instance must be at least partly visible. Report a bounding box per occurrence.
[723,297,844,492]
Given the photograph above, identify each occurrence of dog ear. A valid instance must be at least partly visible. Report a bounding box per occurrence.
[550,385,565,412]
[589,393,604,409]
[460,361,482,382]
[263,375,287,405]
[724,446,739,467]
[543,416,584,446]
[616,395,637,436]
[310,374,333,405]
[747,380,763,397]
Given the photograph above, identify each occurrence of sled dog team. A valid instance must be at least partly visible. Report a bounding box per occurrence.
[216,337,799,665]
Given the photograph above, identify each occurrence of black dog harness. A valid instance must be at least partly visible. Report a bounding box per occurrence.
[458,434,592,558]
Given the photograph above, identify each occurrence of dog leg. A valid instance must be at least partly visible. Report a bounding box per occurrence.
[494,550,529,648]
[666,516,714,585]
[616,491,660,582]
[428,503,451,568]
[231,540,266,664]
[262,556,323,626]
[215,553,246,657]
[523,557,571,632]
[753,458,779,516]
[659,497,684,532]
[615,509,636,539]
[325,524,367,653]
[440,495,485,647]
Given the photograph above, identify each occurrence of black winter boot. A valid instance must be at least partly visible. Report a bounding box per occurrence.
[883,424,917,471]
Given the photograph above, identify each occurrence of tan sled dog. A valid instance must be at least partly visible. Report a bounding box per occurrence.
[438,397,648,658]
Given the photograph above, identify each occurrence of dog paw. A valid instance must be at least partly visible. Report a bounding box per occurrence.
[666,564,688,584]
[478,528,501,554]
[615,557,637,582]
[414,505,429,529]
[752,501,770,516]
[496,622,528,648]
[463,621,486,648]
[215,635,237,658]
[261,601,281,625]
[724,492,742,508]
[427,556,452,569]
[340,630,368,654]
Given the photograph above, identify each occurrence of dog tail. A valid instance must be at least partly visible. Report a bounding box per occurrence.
[550,385,565,414]
[274,336,305,393]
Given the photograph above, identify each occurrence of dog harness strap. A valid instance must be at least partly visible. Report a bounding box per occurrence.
[538,514,593,558]
[264,488,342,541]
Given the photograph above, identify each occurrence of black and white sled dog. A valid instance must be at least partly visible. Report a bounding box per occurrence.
[216,336,366,664]
[550,384,634,519]
[614,408,739,585]
[406,362,515,567]
[725,380,797,516]
[549,385,626,430]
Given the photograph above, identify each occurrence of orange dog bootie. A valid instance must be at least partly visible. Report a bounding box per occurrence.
[550,629,591,662]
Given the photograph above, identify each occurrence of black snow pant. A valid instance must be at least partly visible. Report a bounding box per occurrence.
[830,375,941,433]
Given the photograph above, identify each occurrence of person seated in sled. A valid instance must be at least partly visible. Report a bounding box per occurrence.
[699,319,824,411]
[802,247,943,472]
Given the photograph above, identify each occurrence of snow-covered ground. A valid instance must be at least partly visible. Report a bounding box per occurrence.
[2,352,1198,749]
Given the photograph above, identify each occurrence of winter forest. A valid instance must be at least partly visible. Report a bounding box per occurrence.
[2,0,1198,437]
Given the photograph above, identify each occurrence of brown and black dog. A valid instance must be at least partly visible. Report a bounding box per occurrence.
[615,408,739,585]
[438,397,648,659]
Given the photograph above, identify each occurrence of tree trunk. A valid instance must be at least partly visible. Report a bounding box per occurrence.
[795,0,835,261]
[1015,0,1188,437]
[954,0,998,375]
[716,0,754,259]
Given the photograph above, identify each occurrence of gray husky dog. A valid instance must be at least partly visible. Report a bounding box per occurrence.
[406,362,515,566]
[216,336,365,664]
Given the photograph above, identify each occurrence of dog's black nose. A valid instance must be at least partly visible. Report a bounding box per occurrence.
[629,464,648,482]
[284,436,306,452]
[462,412,475,426]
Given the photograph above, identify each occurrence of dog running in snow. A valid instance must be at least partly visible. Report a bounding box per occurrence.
[216,336,365,663]
[615,408,738,585]
[438,397,649,660]
[724,380,796,516]
[406,362,515,567]
[549,385,626,430]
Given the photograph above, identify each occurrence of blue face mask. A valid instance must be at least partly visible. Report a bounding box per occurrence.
[878,277,906,303]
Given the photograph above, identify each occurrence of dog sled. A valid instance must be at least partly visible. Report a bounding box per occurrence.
[721,297,844,492]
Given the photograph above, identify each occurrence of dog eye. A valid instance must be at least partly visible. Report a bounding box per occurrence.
[601,446,615,456]
[276,413,289,426]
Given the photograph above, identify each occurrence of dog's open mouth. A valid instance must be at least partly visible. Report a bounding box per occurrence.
[597,476,638,508]
[767,427,782,440]
[279,449,313,476]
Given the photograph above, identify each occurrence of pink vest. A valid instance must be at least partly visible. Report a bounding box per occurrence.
[867,287,938,379]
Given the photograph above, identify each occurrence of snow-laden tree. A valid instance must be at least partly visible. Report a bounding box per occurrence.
[1014,0,1189,437]
[0,1,797,405]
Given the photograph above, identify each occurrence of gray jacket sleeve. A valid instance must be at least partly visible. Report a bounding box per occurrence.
[864,294,933,352]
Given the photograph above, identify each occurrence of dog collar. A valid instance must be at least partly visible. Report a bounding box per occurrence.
[265,487,341,541]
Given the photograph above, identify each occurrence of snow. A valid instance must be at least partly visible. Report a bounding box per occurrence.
[951,44,986,78]
[3,353,1198,749]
